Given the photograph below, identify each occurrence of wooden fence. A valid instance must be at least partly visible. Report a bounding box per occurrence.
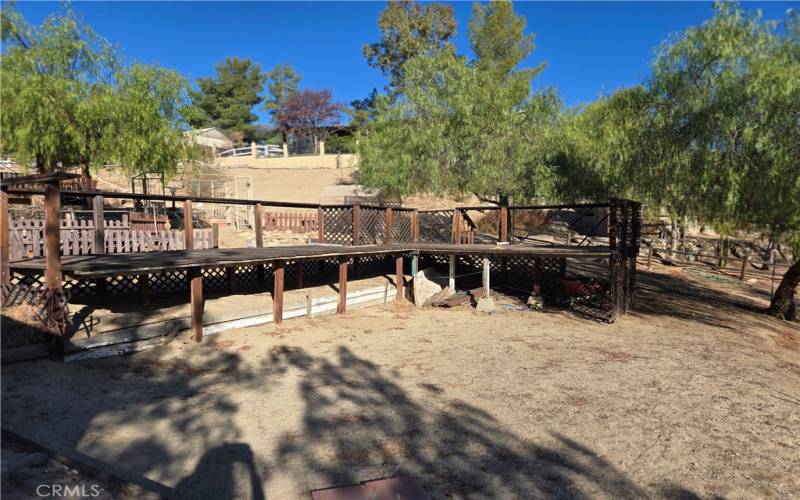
[264,211,317,233]
[9,218,216,261]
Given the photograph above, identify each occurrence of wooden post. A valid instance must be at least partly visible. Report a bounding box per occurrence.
[138,273,150,305]
[254,203,263,248]
[411,254,419,304]
[296,260,304,288]
[44,182,62,289]
[338,257,348,314]
[448,255,456,291]
[532,257,542,296]
[740,254,748,281]
[92,195,105,254]
[317,207,325,243]
[353,205,361,246]
[647,242,653,270]
[273,260,284,324]
[226,267,236,293]
[499,207,508,243]
[385,208,393,244]
[395,255,404,301]
[452,210,462,244]
[189,266,203,341]
[482,258,491,299]
[0,190,9,291]
[212,223,219,248]
[183,200,193,250]
[411,210,419,242]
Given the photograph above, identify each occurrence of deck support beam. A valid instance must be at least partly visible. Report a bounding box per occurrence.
[395,255,404,301]
[189,266,203,341]
[338,257,348,314]
[92,195,105,254]
[273,260,284,324]
[482,258,491,299]
[138,273,150,305]
[1,189,9,293]
[226,267,236,293]
[448,255,456,291]
[44,181,62,290]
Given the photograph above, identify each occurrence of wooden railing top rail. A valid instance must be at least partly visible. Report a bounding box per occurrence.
[4,187,419,212]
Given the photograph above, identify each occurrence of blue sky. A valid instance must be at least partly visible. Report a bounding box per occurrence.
[8,1,795,123]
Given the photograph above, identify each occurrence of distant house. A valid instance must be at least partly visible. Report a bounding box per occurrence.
[185,128,234,151]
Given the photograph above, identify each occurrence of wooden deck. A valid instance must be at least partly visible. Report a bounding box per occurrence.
[10,243,610,277]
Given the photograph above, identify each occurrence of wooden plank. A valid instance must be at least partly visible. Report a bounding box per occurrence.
[92,195,105,254]
[338,258,348,314]
[254,203,263,247]
[189,266,203,341]
[273,260,284,324]
[212,223,219,249]
[411,210,419,242]
[395,255,404,301]
[184,200,193,250]
[44,182,62,289]
[1,190,9,288]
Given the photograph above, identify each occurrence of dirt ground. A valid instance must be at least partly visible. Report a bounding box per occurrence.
[2,261,799,499]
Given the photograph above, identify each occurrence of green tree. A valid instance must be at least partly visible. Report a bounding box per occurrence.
[0,3,192,180]
[468,0,541,79]
[358,50,560,203]
[363,0,456,97]
[263,64,301,127]
[559,3,800,319]
[189,57,264,142]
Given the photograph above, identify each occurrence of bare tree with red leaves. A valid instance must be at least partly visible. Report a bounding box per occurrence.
[276,89,341,152]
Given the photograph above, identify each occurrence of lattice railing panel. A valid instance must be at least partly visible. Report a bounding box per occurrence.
[418,211,454,243]
[392,211,413,243]
[360,208,387,245]
[322,207,354,245]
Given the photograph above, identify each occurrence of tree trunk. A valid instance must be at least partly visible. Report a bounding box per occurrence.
[81,162,93,190]
[768,258,800,320]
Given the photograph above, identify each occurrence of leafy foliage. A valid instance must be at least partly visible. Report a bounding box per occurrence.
[189,57,265,142]
[363,0,456,97]
[468,0,541,79]
[275,89,341,150]
[262,64,301,127]
[0,3,193,177]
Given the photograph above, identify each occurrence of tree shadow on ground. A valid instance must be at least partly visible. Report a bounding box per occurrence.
[268,344,659,498]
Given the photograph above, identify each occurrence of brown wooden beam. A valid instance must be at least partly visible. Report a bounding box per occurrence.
[0,190,9,290]
[317,206,325,243]
[411,210,419,242]
[499,206,508,243]
[385,207,393,244]
[92,195,105,254]
[189,266,203,341]
[44,182,62,289]
[226,267,236,293]
[183,200,193,250]
[452,210,462,245]
[338,258,348,314]
[138,273,150,305]
[254,203,263,248]
[395,255,404,301]
[273,260,284,324]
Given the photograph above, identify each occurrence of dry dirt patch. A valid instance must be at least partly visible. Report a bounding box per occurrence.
[2,266,799,499]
